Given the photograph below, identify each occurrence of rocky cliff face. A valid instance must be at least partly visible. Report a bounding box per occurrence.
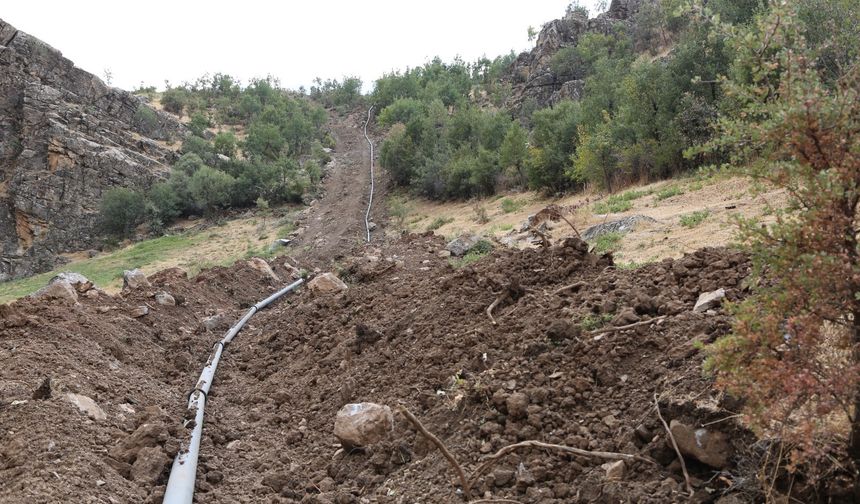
[505,0,646,114]
[0,19,185,281]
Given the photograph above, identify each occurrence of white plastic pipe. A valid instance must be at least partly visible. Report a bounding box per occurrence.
[163,278,304,504]
[363,105,375,243]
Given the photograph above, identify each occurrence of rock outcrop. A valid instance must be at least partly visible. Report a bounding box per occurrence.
[505,0,647,115]
[0,19,185,281]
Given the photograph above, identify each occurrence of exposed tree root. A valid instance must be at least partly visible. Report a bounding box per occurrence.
[467,440,657,489]
[655,393,694,497]
[551,281,585,296]
[399,406,472,500]
[589,315,667,336]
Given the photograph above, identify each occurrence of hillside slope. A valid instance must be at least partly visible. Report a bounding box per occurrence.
[0,19,185,281]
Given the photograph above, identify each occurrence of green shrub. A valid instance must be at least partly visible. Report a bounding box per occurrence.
[173,153,206,175]
[147,181,182,224]
[188,112,211,137]
[500,197,523,213]
[655,185,684,201]
[99,187,147,237]
[189,166,235,213]
[160,88,186,115]
[181,136,216,164]
[593,197,633,214]
[679,209,709,227]
[426,216,454,231]
[213,131,237,157]
[133,105,158,131]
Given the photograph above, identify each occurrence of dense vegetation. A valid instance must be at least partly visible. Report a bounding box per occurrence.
[103,75,331,237]
[375,0,765,198]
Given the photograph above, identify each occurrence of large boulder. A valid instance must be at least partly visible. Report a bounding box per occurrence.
[334,402,394,449]
[31,278,78,303]
[308,273,348,294]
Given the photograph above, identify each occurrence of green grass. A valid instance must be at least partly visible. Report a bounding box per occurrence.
[590,232,623,254]
[655,185,684,201]
[488,223,514,234]
[448,239,493,268]
[0,233,203,303]
[679,210,710,228]
[427,216,454,231]
[500,197,524,214]
[592,189,650,214]
[580,313,614,331]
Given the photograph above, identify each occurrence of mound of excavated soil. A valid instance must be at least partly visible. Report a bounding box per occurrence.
[1,232,757,503]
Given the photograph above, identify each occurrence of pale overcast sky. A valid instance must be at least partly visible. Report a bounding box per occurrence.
[2,0,602,92]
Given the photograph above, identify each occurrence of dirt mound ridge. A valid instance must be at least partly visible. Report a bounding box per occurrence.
[1,236,754,502]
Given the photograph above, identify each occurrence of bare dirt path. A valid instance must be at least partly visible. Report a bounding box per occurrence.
[291,110,385,268]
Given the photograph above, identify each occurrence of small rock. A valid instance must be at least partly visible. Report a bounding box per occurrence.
[670,420,733,468]
[367,222,377,231]
[611,308,639,326]
[206,470,224,484]
[201,312,229,331]
[154,291,175,306]
[32,377,51,400]
[693,288,726,312]
[122,269,151,290]
[247,258,280,282]
[493,468,514,486]
[130,446,168,484]
[308,273,348,295]
[86,249,99,258]
[446,234,481,257]
[217,153,231,162]
[333,402,393,449]
[130,305,149,318]
[437,250,451,258]
[66,393,106,421]
[506,392,529,419]
[602,460,625,480]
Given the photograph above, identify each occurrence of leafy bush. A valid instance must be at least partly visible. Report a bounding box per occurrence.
[133,105,158,132]
[160,88,187,115]
[679,210,709,228]
[655,185,683,201]
[189,166,235,213]
[147,181,182,224]
[500,198,523,213]
[213,131,237,157]
[181,136,216,165]
[426,216,453,231]
[99,187,147,237]
[590,231,622,254]
[188,112,211,137]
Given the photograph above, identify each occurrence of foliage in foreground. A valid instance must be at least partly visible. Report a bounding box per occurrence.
[702,1,860,470]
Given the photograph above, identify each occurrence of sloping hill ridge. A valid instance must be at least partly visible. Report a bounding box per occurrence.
[0,19,185,281]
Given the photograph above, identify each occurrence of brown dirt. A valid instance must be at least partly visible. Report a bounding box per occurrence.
[0,111,809,503]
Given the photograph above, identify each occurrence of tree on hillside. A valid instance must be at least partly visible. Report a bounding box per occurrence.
[702,2,860,472]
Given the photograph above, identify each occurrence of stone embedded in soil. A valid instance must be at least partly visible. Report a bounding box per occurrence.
[693,288,726,312]
[65,393,106,421]
[247,257,281,282]
[446,234,482,257]
[669,420,733,468]
[333,402,393,449]
[52,272,94,292]
[202,312,229,331]
[493,468,514,486]
[308,272,348,295]
[602,460,626,480]
[154,291,176,306]
[506,392,530,419]
[130,305,149,318]
[31,377,51,400]
[123,269,151,290]
[129,446,168,484]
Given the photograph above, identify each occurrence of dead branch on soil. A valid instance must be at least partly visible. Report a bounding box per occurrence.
[486,280,525,326]
[399,406,472,500]
[528,226,551,247]
[654,393,694,498]
[551,281,585,296]
[467,440,657,489]
[589,315,667,336]
[531,204,584,238]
